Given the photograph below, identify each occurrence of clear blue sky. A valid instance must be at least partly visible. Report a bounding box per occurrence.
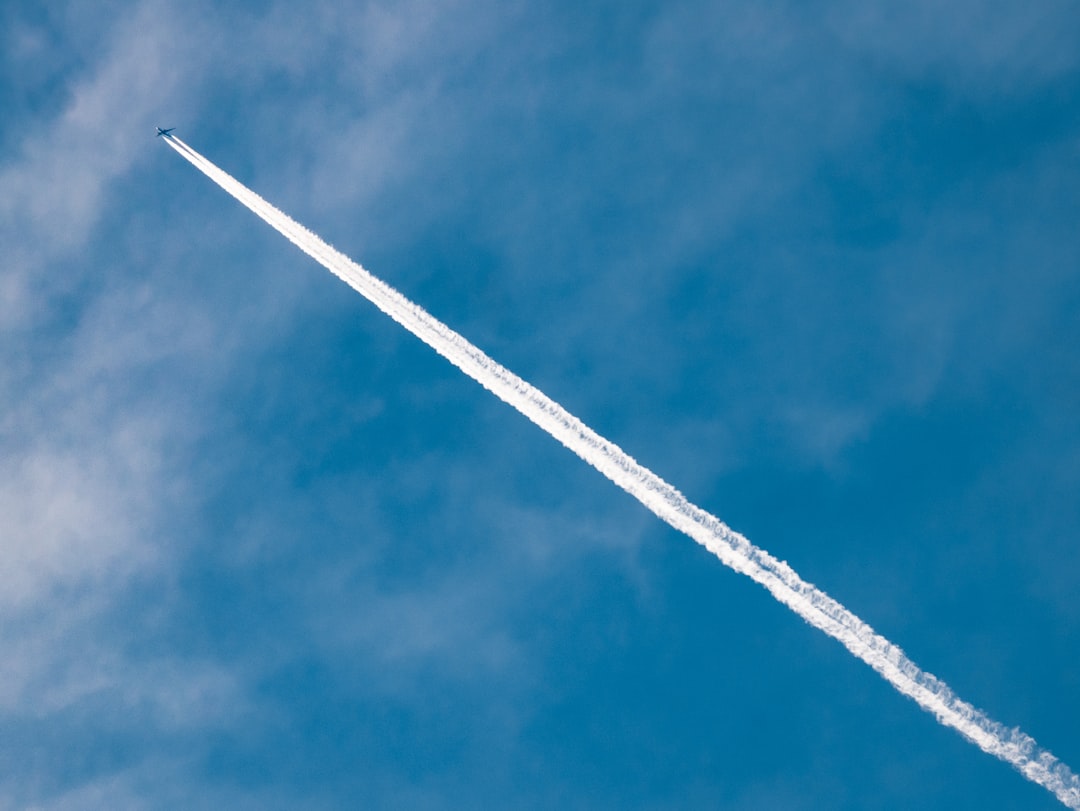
[2,1,1078,808]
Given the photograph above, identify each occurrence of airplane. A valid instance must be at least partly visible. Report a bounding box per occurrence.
[156,127,175,137]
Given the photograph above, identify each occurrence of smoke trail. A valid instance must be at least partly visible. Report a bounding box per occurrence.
[161,134,1079,808]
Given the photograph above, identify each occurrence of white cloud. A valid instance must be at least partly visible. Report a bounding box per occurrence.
[0,442,157,610]
[0,0,256,776]
[0,0,210,329]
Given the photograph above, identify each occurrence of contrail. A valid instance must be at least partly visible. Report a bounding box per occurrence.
[161,134,1080,808]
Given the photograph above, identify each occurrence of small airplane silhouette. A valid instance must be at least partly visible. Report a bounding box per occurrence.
[156,127,175,137]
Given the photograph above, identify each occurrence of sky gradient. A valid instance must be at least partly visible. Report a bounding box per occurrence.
[2,2,1079,808]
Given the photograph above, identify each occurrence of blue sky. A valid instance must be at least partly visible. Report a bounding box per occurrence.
[2,1,1079,808]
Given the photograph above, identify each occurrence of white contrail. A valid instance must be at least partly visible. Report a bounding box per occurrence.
[162,134,1079,808]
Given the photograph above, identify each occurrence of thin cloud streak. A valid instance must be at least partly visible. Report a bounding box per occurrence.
[162,134,1080,809]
